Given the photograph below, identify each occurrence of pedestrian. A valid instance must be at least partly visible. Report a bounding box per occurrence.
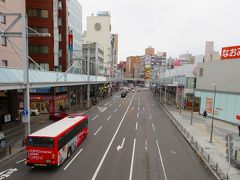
[238,125,240,136]
[203,110,207,118]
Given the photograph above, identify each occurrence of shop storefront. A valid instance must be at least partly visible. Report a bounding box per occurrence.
[195,90,240,124]
[18,94,67,114]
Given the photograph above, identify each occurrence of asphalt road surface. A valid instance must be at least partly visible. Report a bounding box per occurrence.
[0,88,217,180]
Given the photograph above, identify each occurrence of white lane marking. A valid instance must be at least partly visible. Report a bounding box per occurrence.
[64,148,83,171]
[145,140,148,151]
[94,126,102,136]
[107,115,112,121]
[114,108,118,112]
[119,104,122,107]
[0,168,18,178]
[129,138,136,180]
[138,106,140,111]
[16,159,26,164]
[92,115,99,121]
[149,113,152,119]
[135,122,138,130]
[152,123,155,132]
[91,92,136,180]
[156,140,168,180]
[137,113,139,119]
[117,137,126,151]
[131,106,135,110]
[143,107,145,111]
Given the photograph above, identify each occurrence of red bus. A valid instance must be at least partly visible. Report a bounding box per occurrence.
[26,114,88,166]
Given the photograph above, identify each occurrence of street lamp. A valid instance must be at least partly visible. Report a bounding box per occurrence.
[210,84,217,143]
[190,82,195,125]
[164,81,167,106]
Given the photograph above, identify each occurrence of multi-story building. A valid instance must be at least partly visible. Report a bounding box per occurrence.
[0,0,25,68]
[27,0,66,71]
[82,42,104,76]
[86,11,112,75]
[0,0,25,128]
[125,56,140,78]
[195,45,240,124]
[24,0,83,114]
[68,0,82,67]
[145,46,155,57]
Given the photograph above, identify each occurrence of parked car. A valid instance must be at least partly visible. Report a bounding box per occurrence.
[121,91,127,98]
[19,108,40,116]
[49,112,69,121]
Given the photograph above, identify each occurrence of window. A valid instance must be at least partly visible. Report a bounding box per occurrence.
[1,37,7,46]
[27,9,48,18]
[2,60,7,67]
[199,68,203,76]
[0,12,6,24]
[29,45,49,54]
[27,137,54,148]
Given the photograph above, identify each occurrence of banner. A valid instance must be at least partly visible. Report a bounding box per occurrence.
[206,97,213,113]
[221,45,240,60]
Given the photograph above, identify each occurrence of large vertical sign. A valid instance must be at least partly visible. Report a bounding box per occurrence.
[68,33,73,51]
[221,45,240,60]
[206,97,213,113]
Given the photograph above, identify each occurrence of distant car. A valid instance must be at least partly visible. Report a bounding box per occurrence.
[121,91,127,98]
[49,112,69,121]
[19,108,40,116]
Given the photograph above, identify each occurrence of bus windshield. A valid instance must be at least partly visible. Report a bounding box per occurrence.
[27,137,54,148]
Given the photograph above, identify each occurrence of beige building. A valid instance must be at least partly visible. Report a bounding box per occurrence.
[125,56,140,78]
[145,46,155,56]
[86,11,112,75]
[0,0,25,68]
[204,41,220,62]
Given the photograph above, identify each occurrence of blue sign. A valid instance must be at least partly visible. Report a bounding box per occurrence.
[22,110,28,116]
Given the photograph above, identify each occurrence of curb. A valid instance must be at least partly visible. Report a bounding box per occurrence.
[152,92,223,180]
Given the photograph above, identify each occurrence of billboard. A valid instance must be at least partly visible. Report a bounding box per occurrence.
[205,97,213,113]
[221,45,240,60]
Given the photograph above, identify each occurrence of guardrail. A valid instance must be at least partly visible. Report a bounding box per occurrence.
[152,90,229,180]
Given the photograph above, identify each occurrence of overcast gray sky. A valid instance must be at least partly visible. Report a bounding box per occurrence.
[78,0,240,61]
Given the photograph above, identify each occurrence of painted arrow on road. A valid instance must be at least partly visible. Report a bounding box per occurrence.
[117,137,125,151]
[98,106,107,112]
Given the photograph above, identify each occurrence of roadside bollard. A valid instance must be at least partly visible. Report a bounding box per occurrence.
[8,145,12,155]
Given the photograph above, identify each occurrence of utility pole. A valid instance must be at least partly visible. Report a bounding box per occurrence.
[22,13,31,136]
[87,44,90,109]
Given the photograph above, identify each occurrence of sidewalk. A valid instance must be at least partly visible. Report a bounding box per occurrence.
[154,94,240,180]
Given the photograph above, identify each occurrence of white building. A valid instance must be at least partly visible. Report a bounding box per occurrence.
[86,11,112,75]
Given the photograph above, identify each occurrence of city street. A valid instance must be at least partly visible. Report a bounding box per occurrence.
[0,89,216,180]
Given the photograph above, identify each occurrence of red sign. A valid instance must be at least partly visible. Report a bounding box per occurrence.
[236,114,240,121]
[68,34,73,46]
[221,45,240,60]
[174,59,182,67]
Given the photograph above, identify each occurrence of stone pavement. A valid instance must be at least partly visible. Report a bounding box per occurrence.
[165,103,240,180]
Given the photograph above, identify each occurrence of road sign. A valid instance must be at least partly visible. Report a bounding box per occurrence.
[22,110,28,116]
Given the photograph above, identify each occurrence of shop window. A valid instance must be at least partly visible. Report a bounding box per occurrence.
[199,68,203,76]
[1,37,7,46]
[2,60,7,67]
